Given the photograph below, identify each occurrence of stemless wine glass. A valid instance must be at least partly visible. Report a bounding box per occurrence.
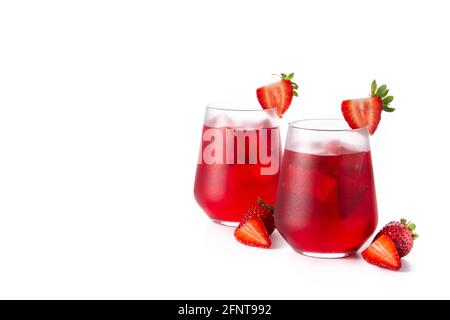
[275,119,378,258]
[194,103,281,226]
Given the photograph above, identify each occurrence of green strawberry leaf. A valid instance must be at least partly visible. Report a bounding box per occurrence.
[376,84,387,97]
[383,96,394,105]
[382,105,396,112]
[371,80,377,96]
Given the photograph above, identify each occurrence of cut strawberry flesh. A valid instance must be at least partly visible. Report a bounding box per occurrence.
[257,80,293,117]
[234,217,271,248]
[361,234,401,271]
[341,96,382,135]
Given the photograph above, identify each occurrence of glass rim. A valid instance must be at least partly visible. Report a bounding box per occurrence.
[289,118,368,133]
[206,102,278,113]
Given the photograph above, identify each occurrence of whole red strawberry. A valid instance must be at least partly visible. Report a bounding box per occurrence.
[244,198,275,235]
[374,219,418,258]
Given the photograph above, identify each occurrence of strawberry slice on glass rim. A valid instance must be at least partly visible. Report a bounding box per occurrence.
[256,72,299,117]
[341,80,395,135]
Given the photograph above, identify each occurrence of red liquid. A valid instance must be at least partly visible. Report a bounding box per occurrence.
[194,126,281,223]
[275,149,378,254]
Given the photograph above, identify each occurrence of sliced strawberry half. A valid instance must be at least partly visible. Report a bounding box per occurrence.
[341,80,395,135]
[256,73,298,117]
[234,217,271,248]
[361,234,401,271]
[341,96,382,135]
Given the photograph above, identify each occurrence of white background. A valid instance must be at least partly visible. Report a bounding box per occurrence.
[0,0,449,299]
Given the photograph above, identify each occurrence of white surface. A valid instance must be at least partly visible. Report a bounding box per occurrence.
[0,0,448,299]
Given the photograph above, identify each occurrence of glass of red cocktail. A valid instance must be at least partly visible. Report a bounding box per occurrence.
[194,103,281,226]
[275,119,378,258]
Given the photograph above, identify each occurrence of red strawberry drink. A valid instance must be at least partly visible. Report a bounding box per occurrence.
[194,104,281,226]
[275,119,378,258]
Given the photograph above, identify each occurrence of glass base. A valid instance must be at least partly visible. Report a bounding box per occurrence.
[211,218,239,227]
[298,251,353,259]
